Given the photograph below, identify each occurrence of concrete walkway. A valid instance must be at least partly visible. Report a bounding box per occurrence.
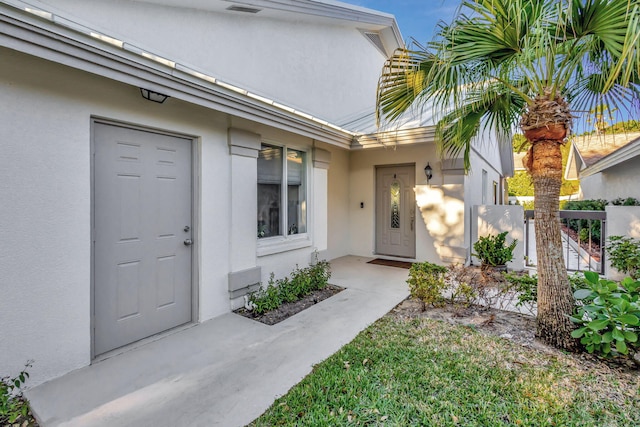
[27,256,410,427]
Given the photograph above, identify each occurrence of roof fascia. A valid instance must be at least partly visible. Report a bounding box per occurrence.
[0,2,355,148]
[351,127,435,149]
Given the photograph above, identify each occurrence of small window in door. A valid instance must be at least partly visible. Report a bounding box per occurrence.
[390,181,401,229]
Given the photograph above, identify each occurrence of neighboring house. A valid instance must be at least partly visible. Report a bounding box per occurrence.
[0,0,512,386]
[565,132,640,200]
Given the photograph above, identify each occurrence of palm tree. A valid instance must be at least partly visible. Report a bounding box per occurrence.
[377,0,640,351]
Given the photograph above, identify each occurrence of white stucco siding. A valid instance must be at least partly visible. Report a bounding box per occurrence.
[1,50,92,386]
[348,143,446,262]
[470,128,505,172]
[580,157,640,201]
[324,144,351,261]
[36,0,387,122]
[605,206,640,279]
[471,205,525,271]
[0,48,236,385]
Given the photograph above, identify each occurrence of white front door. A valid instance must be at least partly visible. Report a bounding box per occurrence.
[375,165,416,258]
[93,122,193,356]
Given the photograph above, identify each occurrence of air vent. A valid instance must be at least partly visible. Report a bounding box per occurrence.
[361,31,387,56]
[226,5,261,13]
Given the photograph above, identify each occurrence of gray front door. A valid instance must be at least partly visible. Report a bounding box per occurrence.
[93,122,193,356]
[375,165,416,258]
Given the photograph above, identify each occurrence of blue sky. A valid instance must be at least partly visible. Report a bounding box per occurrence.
[343,0,461,44]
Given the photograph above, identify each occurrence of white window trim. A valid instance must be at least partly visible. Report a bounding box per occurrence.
[257,234,312,257]
[257,141,311,256]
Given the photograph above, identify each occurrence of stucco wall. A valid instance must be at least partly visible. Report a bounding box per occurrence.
[348,143,448,263]
[604,206,640,280]
[322,144,351,261]
[0,48,325,386]
[36,0,387,122]
[580,157,640,201]
[471,205,525,271]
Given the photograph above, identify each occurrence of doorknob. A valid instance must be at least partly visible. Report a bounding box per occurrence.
[183,239,193,246]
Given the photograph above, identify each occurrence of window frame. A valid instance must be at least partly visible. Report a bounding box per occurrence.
[256,140,311,256]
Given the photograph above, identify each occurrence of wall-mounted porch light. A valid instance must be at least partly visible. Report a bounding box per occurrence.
[140,88,169,103]
[424,162,433,183]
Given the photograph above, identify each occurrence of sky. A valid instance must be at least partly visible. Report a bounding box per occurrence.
[343,0,461,45]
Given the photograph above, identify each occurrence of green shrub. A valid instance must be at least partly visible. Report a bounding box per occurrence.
[503,272,588,308]
[248,258,332,315]
[503,272,538,307]
[610,197,640,206]
[450,281,477,306]
[570,272,640,358]
[407,262,448,307]
[446,264,481,306]
[606,236,640,279]
[520,200,535,211]
[1,362,32,425]
[562,199,607,246]
[250,274,283,314]
[473,232,517,267]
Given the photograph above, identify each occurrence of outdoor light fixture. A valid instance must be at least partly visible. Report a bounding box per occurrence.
[424,162,433,182]
[140,88,169,103]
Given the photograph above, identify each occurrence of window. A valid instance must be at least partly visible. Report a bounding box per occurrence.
[493,181,498,205]
[390,180,401,229]
[257,143,307,239]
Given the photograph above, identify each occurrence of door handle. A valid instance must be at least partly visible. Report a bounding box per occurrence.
[183,239,193,246]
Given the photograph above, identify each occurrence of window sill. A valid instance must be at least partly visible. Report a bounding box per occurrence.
[257,235,312,257]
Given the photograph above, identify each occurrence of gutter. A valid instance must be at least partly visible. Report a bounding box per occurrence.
[0,0,358,148]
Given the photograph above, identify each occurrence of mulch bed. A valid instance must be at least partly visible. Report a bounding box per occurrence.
[234,284,344,325]
[391,296,640,373]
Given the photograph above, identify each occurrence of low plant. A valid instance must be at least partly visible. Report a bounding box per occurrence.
[503,272,588,310]
[503,272,538,308]
[606,235,640,279]
[248,259,332,315]
[570,272,640,359]
[1,361,33,426]
[407,262,448,307]
[473,231,517,267]
[250,274,283,314]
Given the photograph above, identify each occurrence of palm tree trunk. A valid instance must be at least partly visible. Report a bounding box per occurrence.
[526,140,580,351]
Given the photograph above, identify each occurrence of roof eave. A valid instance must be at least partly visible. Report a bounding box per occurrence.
[580,138,640,177]
[0,2,355,148]
[352,127,436,149]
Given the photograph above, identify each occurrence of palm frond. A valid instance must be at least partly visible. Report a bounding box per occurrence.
[375,0,640,172]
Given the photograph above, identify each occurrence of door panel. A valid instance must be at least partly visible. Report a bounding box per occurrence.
[94,123,193,356]
[375,165,416,258]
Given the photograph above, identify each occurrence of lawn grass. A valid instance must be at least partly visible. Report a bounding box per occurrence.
[249,317,639,427]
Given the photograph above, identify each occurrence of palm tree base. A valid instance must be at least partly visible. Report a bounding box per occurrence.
[536,318,581,352]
